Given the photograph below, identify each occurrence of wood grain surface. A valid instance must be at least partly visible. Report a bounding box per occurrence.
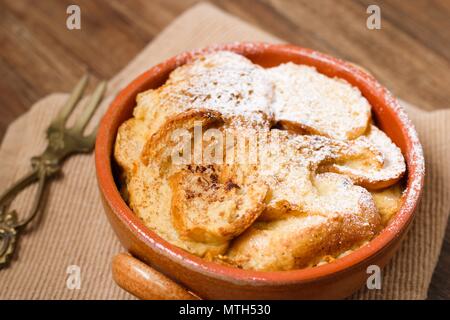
[0,0,448,299]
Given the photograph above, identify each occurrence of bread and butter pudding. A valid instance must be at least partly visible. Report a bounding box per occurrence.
[114,51,406,271]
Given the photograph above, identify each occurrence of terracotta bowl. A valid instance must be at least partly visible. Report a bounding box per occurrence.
[95,42,424,299]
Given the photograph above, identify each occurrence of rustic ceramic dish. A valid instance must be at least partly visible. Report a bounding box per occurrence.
[95,42,424,299]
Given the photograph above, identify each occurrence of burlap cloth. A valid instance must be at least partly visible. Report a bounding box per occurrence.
[0,3,448,300]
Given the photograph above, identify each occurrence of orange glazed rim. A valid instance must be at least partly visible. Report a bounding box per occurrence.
[95,42,425,285]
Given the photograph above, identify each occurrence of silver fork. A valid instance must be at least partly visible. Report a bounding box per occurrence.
[0,75,106,268]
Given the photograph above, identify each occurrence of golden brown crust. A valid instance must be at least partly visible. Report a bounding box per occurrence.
[169,165,268,244]
[226,174,381,271]
[114,118,150,176]
[140,108,223,167]
[126,110,231,258]
[251,130,382,221]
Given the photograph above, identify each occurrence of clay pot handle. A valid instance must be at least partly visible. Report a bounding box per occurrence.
[112,253,200,300]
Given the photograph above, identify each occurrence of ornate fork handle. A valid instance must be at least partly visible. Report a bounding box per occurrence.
[0,75,105,269]
[0,158,59,268]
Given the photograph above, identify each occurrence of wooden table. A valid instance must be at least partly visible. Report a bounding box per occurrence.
[0,0,448,299]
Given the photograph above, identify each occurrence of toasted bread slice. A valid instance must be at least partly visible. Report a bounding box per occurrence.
[127,110,232,257]
[325,125,406,190]
[121,115,386,261]
[252,130,379,220]
[133,51,274,136]
[140,108,223,170]
[268,63,371,140]
[127,164,229,258]
[131,110,269,256]
[169,165,268,244]
[114,118,150,176]
[226,173,381,271]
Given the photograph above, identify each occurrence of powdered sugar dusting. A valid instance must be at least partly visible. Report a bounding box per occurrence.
[268,62,371,140]
[381,90,425,232]
[135,51,274,135]
[169,51,274,121]
[133,50,414,227]
[332,125,406,186]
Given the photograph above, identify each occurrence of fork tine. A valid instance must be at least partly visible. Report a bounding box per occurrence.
[72,81,107,133]
[54,74,89,126]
